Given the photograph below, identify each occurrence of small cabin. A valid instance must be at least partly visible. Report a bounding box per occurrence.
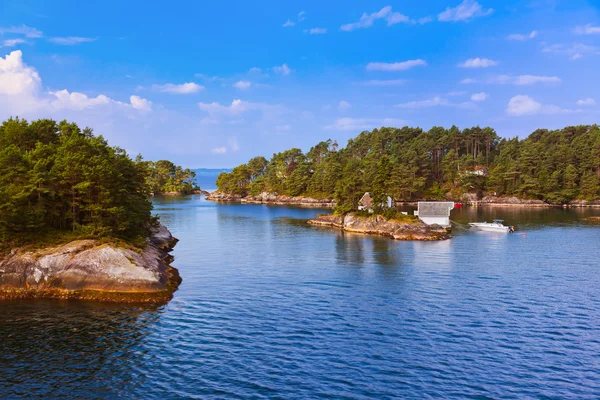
[414,201,455,227]
[358,192,393,213]
[467,166,488,177]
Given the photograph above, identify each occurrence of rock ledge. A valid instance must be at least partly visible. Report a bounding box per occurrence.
[0,224,181,303]
[308,213,450,241]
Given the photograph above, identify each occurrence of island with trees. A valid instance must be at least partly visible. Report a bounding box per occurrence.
[209,124,600,240]
[0,117,182,303]
[210,124,600,210]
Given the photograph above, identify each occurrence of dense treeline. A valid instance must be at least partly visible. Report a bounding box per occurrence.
[0,117,153,246]
[142,159,198,195]
[216,125,600,212]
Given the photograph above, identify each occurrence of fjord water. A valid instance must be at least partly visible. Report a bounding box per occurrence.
[2,197,600,399]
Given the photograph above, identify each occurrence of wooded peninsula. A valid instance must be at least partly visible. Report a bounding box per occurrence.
[0,117,196,250]
[215,125,600,213]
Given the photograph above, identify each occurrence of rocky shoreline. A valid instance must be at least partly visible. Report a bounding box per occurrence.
[0,224,182,303]
[308,213,450,241]
[207,191,335,208]
[153,189,210,197]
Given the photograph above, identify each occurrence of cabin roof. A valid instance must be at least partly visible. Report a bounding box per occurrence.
[417,201,455,216]
[359,192,373,208]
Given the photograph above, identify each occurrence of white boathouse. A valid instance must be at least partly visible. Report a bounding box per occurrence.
[414,202,455,228]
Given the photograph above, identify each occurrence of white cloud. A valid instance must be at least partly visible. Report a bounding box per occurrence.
[130,95,152,112]
[396,96,448,108]
[298,11,306,21]
[0,51,151,116]
[283,19,295,28]
[197,99,283,120]
[362,79,406,86]
[325,117,406,131]
[273,63,292,76]
[305,27,327,35]
[471,92,489,101]
[463,75,561,85]
[1,38,26,47]
[338,100,351,110]
[542,42,600,60]
[506,95,576,116]
[395,96,476,109]
[438,0,493,22]
[233,80,252,90]
[340,6,414,31]
[0,50,41,95]
[228,137,239,151]
[48,89,111,110]
[366,59,427,71]
[0,25,43,38]
[506,30,538,41]
[490,74,561,85]
[48,37,96,45]
[574,24,600,35]
[211,147,227,154]
[418,16,434,24]
[458,57,498,68]
[152,82,204,94]
[576,98,596,106]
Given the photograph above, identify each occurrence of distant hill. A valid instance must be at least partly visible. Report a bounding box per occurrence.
[193,168,232,191]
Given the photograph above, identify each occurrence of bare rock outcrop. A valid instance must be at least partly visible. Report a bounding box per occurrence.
[0,224,181,303]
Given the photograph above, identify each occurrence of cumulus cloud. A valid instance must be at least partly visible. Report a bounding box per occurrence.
[283,20,295,28]
[0,50,151,115]
[340,6,413,31]
[233,80,252,90]
[325,117,406,131]
[305,27,327,35]
[130,95,152,111]
[471,92,489,101]
[49,89,111,110]
[273,63,292,76]
[576,98,596,106]
[507,31,538,41]
[0,25,43,38]
[574,24,600,35]
[48,37,97,45]
[366,59,427,71]
[1,38,26,48]
[418,16,434,24]
[506,95,575,116]
[0,50,41,95]
[338,100,351,110]
[152,82,204,94]
[438,0,493,22]
[458,57,498,68]
[197,99,283,120]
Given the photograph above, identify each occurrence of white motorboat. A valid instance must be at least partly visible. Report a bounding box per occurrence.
[469,219,515,233]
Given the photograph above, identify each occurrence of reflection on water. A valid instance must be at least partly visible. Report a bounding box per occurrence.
[1,195,600,398]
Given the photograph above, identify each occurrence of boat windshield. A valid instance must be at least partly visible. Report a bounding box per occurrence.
[492,219,504,223]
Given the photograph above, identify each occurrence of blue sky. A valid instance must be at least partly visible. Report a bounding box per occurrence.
[1,0,599,167]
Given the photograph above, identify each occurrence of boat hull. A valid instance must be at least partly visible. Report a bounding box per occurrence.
[468,223,512,233]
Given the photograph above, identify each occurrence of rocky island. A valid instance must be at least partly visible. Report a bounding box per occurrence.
[207,191,335,208]
[0,118,184,303]
[0,224,181,303]
[309,213,450,241]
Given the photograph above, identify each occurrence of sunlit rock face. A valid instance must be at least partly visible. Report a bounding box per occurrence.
[0,224,181,303]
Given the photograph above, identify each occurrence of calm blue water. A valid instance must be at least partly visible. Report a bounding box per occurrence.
[1,196,600,399]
